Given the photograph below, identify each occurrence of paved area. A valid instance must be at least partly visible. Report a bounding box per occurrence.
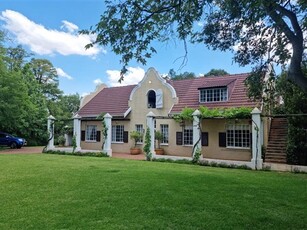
[0,146,44,154]
[0,146,145,160]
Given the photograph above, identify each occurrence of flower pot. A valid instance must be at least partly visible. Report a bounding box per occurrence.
[130,148,141,155]
[155,148,164,155]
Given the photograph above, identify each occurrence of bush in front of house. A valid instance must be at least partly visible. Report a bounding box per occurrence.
[44,150,108,158]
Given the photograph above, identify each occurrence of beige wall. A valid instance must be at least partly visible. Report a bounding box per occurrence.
[201,119,251,161]
[81,120,103,150]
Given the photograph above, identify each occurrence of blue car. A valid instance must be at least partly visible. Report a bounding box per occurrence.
[0,131,26,149]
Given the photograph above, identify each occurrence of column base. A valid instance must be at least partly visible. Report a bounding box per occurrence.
[251,158,263,170]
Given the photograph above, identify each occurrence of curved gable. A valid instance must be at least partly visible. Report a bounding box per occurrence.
[129,67,177,101]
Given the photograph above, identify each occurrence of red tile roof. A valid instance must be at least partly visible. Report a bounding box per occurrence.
[169,73,257,114]
[78,73,257,118]
[78,85,136,117]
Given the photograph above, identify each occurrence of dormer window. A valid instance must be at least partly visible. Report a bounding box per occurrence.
[200,87,228,102]
[148,90,156,108]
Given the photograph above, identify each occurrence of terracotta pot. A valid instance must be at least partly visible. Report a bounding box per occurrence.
[155,148,164,155]
[130,148,141,155]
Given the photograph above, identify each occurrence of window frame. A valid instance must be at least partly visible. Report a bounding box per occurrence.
[160,124,169,145]
[111,125,124,143]
[135,124,144,144]
[200,87,228,103]
[226,124,251,149]
[85,125,97,142]
[183,126,193,146]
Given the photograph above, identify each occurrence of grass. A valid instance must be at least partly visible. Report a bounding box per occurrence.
[0,154,306,230]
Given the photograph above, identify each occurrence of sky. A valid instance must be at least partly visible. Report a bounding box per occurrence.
[0,0,253,96]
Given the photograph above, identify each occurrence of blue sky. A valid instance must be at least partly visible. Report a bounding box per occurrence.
[0,0,252,96]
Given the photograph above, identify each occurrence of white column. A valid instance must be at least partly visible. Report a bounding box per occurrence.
[192,109,202,158]
[103,113,112,157]
[47,115,55,150]
[146,111,156,158]
[73,114,81,151]
[251,108,263,170]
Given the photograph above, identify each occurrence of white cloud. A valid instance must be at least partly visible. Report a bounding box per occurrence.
[93,78,103,85]
[56,67,73,80]
[0,10,105,57]
[61,20,78,33]
[106,67,145,87]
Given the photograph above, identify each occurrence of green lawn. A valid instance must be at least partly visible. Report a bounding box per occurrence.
[0,154,306,229]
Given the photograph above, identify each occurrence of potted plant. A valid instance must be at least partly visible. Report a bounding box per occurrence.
[130,131,142,155]
[155,131,164,155]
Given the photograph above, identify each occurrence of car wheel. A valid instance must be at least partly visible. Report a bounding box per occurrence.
[10,142,17,149]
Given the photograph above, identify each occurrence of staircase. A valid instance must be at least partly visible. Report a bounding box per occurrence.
[265,118,288,163]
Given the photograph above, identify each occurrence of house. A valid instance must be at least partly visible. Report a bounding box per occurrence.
[72,68,264,167]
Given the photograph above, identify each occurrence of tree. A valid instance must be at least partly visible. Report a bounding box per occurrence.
[204,69,229,77]
[29,58,62,101]
[83,0,306,90]
[168,68,196,80]
[4,45,32,72]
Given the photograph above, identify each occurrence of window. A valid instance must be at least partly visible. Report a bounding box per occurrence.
[148,90,156,108]
[160,124,169,144]
[200,87,228,102]
[112,125,124,143]
[183,126,193,145]
[135,124,143,143]
[226,124,250,148]
[86,125,97,141]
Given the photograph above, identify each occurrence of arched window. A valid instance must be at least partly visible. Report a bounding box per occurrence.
[147,90,156,108]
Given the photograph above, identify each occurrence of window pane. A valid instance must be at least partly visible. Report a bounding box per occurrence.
[86,125,97,141]
[161,124,169,144]
[226,124,250,148]
[184,126,193,145]
[112,125,124,142]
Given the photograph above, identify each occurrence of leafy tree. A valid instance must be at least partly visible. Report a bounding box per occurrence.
[29,58,62,101]
[83,0,306,90]
[168,68,196,80]
[4,45,32,72]
[204,69,229,77]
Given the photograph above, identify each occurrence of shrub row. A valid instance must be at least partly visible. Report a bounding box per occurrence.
[43,150,108,158]
[152,158,252,170]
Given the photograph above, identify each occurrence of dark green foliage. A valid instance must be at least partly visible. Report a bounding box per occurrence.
[143,127,152,161]
[204,69,229,77]
[0,33,80,146]
[168,68,196,80]
[276,72,307,165]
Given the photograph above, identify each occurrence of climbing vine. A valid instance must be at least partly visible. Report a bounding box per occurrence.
[97,113,108,150]
[173,106,253,122]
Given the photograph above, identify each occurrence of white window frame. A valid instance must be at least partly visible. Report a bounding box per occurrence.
[183,126,193,146]
[200,87,228,102]
[226,124,251,149]
[86,125,97,142]
[135,124,144,144]
[160,124,169,145]
[112,125,124,143]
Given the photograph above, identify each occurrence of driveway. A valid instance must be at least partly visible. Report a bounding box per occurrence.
[0,146,44,154]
